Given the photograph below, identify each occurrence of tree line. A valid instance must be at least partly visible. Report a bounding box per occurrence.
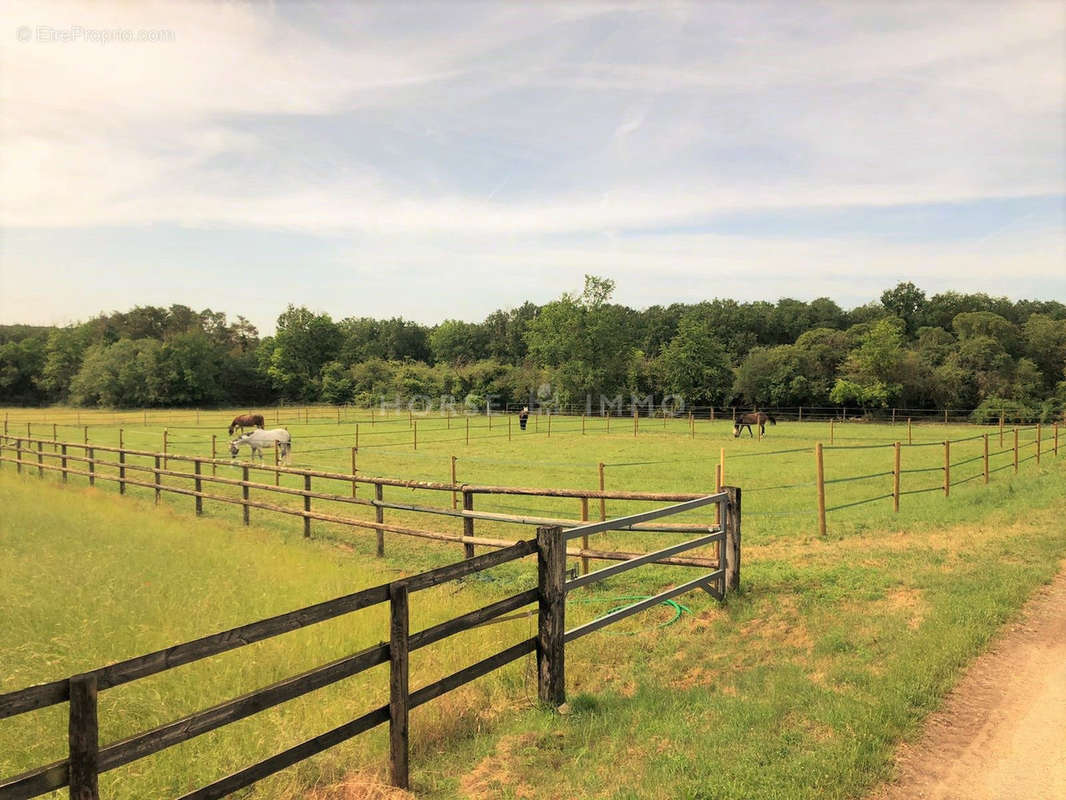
[2,279,1064,421]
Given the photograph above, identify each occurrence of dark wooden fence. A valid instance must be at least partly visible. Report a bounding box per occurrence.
[0,434,720,571]
[0,485,738,799]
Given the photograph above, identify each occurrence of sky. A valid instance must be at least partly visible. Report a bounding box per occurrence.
[1,0,1064,336]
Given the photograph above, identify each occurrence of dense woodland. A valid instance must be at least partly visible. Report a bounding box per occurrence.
[2,279,1065,421]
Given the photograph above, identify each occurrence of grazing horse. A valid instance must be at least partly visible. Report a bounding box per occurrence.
[733,412,776,438]
[230,428,292,463]
[228,413,265,436]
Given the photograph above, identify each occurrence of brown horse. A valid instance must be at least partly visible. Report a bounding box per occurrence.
[733,412,776,438]
[228,413,265,436]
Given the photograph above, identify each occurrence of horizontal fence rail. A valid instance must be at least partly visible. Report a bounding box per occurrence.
[0,443,740,799]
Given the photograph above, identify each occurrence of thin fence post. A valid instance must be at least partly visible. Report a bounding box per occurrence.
[1014,428,1019,473]
[816,443,826,536]
[61,444,68,482]
[375,482,385,557]
[719,447,725,487]
[241,466,250,524]
[798,406,803,423]
[907,418,912,445]
[304,474,312,537]
[274,447,280,487]
[154,456,161,504]
[714,464,722,526]
[68,673,100,800]
[1055,422,1059,457]
[605,411,609,434]
[983,433,990,484]
[829,419,835,445]
[352,447,358,498]
[462,489,475,558]
[1000,415,1004,447]
[83,426,88,447]
[37,440,43,478]
[598,462,606,521]
[194,459,203,515]
[943,441,950,497]
[163,429,168,471]
[893,441,901,512]
[724,487,741,593]
[87,447,95,487]
[451,456,458,509]
[117,430,126,494]
[537,525,566,707]
[211,435,216,477]
[633,409,638,437]
[15,438,21,474]
[582,413,586,435]
[891,408,896,425]
[580,496,590,575]
[547,413,551,438]
[388,583,410,789]
[1036,423,1041,464]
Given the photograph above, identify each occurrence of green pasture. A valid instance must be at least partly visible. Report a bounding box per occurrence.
[1,406,1065,798]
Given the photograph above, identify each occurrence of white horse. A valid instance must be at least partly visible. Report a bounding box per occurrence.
[230,428,292,463]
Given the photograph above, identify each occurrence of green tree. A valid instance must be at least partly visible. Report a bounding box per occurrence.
[267,306,342,401]
[660,313,733,405]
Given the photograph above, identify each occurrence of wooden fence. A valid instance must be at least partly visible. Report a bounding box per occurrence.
[0,483,737,799]
[0,434,720,571]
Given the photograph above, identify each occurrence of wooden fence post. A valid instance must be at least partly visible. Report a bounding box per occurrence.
[714,464,722,526]
[356,423,360,451]
[154,456,161,504]
[580,497,590,575]
[689,412,694,438]
[816,443,826,536]
[163,429,168,471]
[1014,428,1019,473]
[37,440,43,478]
[462,489,475,558]
[241,466,249,524]
[1054,422,1059,457]
[582,413,586,435]
[547,413,551,438]
[194,459,203,515]
[61,444,67,482]
[451,456,457,509]
[798,406,803,423]
[274,448,280,487]
[16,438,22,474]
[719,448,725,487]
[87,447,95,487]
[605,411,609,434]
[829,419,835,445]
[906,417,912,445]
[999,415,1004,447]
[119,431,126,495]
[723,487,741,593]
[352,447,358,499]
[598,462,606,521]
[943,441,950,497]
[1036,423,1042,464]
[983,433,990,483]
[304,474,312,537]
[375,483,385,557]
[893,442,901,512]
[537,525,566,707]
[633,409,638,437]
[211,435,217,477]
[68,673,99,800]
[388,583,410,789]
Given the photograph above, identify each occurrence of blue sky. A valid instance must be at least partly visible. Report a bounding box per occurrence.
[1,1,1063,335]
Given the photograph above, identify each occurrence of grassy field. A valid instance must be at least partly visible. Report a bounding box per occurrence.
[1,406,1065,798]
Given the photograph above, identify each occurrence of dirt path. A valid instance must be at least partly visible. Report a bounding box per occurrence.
[868,562,1066,800]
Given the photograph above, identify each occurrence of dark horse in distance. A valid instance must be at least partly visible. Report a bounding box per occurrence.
[734,412,776,438]
[228,413,266,436]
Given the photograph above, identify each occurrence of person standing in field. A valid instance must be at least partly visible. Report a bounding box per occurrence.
[519,407,529,431]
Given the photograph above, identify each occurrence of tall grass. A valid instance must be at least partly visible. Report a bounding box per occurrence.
[2,406,1064,798]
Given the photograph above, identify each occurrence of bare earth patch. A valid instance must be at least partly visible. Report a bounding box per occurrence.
[867,562,1066,800]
